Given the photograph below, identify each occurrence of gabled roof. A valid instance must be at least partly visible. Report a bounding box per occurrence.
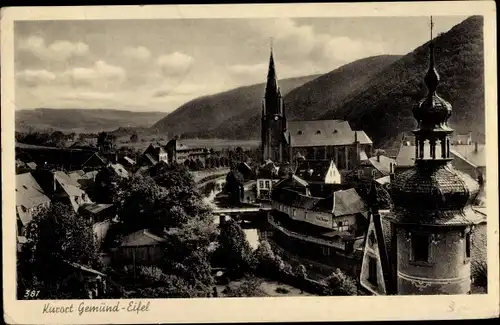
[295,159,333,182]
[287,120,372,147]
[395,145,415,166]
[54,171,80,188]
[16,173,51,225]
[274,174,309,190]
[83,152,108,167]
[450,144,485,168]
[120,229,166,247]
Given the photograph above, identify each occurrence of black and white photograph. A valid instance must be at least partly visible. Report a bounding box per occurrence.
[2,2,498,324]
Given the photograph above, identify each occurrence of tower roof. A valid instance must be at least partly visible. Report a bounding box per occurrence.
[265,47,280,98]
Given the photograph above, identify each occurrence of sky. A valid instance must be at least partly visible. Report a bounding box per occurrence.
[14,16,469,113]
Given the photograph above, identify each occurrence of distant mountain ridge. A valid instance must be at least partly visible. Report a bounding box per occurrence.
[152,75,321,138]
[16,108,166,133]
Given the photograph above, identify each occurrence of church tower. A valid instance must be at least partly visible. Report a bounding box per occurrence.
[388,17,482,295]
[261,46,288,163]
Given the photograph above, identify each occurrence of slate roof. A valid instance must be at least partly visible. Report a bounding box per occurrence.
[120,229,166,247]
[271,187,322,210]
[450,144,485,168]
[16,173,51,225]
[287,120,372,147]
[316,188,368,217]
[367,155,396,176]
[295,159,333,182]
[109,163,129,179]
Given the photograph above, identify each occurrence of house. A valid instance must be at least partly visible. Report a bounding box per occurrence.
[345,154,396,186]
[64,261,107,299]
[165,138,209,165]
[16,173,51,238]
[113,229,166,268]
[79,203,115,243]
[53,171,93,212]
[140,143,168,167]
[67,170,98,190]
[267,178,369,278]
[256,160,288,201]
[295,159,341,185]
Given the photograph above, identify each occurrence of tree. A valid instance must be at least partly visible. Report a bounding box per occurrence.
[216,219,254,274]
[225,170,244,203]
[94,165,124,205]
[321,268,358,296]
[130,133,139,143]
[223,277,265,297]
[18,203,101,299]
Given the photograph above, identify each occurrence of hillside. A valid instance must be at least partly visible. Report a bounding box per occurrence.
[179,55,400,140]
[16,108,166,133]
[320,16,485,148]
[152,75,320,137]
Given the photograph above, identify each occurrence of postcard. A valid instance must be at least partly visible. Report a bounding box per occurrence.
[2,2,498,324]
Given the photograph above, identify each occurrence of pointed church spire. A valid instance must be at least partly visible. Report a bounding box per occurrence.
[265,41,280,98]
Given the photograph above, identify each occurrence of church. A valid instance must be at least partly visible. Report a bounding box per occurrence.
[260,49,373,171]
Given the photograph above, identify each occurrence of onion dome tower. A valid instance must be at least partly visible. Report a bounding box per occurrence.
[388,17,483,295]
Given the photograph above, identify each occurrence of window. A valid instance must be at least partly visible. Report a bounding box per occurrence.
[368,232,376,247]
[297,131,303,135]
[412,234,430,262]
[316,130,321,134]
[358,170,364,178]
[465,232,471,258]
[368,256,378,286]
[259,180,264,188]
[292,209,296,217]
[322,246,331,256]
[265,181,270,189]
[371,169,377,177]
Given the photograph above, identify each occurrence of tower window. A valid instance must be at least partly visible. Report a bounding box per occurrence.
[368,256,378,286]
[466,232,471,258]
[411,234,430,262]
[368,232,376,247]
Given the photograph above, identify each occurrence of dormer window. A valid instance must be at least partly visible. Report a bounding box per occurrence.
[316,130,321,134]
[297,131,303,135]
[333,130,338,134]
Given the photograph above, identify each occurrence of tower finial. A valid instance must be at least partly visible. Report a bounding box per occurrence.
[270,37,273,53]
[424,15,439,94]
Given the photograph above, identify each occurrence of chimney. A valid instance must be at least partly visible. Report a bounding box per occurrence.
[390,163,395,182]
[475,142,478,152]
[377,152,381,163]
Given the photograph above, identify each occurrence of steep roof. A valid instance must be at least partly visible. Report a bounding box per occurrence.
[450,144,485,168]
[144,153,158,166]
[120,229,166,247]
[327,188,368,217]
[16,173,51,225]
[287,120,372,147]
[395,145,415,166]
[272,187,322,210]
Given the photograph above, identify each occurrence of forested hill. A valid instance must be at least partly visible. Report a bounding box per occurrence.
[180,55,399,140]
[320,15,485,148]
[152,75,320,137]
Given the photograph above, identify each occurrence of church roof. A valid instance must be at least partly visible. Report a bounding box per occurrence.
[287,120,372,147]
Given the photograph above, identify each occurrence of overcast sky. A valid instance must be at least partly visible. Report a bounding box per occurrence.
[15,16,469,112]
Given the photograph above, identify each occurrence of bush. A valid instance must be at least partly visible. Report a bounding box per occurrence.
[472,261,487,290]
[321,268,358,296]
[275,287,290,294]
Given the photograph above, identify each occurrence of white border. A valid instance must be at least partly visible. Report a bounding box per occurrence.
[2,2,498,323]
